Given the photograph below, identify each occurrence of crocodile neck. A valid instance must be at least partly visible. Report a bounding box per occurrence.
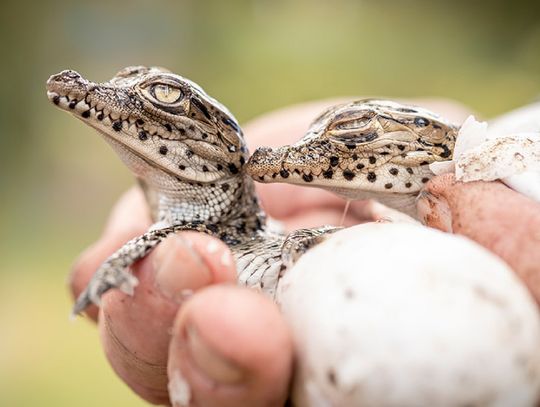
[102,129,264,227]
[45,66,268,235]
[153,176,264,226]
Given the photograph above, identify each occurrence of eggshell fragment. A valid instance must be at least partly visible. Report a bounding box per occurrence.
[429,113,540,203]
[455,134,540,182]
[278,223,540,407]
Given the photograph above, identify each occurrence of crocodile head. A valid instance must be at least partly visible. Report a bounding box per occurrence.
[246,99,458,200]
[46,66,247,188]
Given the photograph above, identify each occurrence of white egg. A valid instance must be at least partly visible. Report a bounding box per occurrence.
[278,223,540,407]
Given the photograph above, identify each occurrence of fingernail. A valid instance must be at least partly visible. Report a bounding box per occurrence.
[186,324,245,384]
[154,236,213,302]
[168,369,192,407]
[220,250,233,268]
[206,239,221,254]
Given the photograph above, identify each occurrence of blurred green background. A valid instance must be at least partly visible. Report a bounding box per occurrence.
[0,0,539,405]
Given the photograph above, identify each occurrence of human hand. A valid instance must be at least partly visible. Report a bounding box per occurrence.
[70,98,472,406]
[417,173,540,302]
[71,187,292,406]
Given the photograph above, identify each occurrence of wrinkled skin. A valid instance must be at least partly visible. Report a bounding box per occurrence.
[418,173,540,302]
[70,99,540,406]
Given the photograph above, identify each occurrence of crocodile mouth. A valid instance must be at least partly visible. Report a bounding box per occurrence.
[246,146,334,184]
[46,93,237,185]
[246,144,433,197]
[47,89,186,177]
[47,69,248,184]
[48,71,189,178]
[47,90,132,129]
[46,89,151,141]
[46,70,148,137]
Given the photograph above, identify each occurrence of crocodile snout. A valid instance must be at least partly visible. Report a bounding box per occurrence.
[46,70,89,98]
[246,147,289,178]
[47,69,82,84]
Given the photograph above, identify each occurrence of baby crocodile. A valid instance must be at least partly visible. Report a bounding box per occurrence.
[47,66,293,314]
[246,99,458,217]
[46,68,454,314]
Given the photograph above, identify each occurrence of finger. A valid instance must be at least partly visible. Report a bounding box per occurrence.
[358,200,419,224]
[256,183,348,221]
[98,233,236,405]
[418,173,540,301]
[257,185,417,231]
[168,285,292,407]
[416,181,455,232]
[276,204,371,230]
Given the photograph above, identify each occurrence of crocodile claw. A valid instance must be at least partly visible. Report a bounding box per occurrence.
[71,267,139,318]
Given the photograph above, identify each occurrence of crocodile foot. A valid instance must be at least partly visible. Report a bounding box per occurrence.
[72,264,139,317]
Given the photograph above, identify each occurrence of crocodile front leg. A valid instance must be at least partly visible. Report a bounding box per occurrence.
[72,222,213,316]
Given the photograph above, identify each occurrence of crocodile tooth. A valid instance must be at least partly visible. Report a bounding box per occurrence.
[54,96,65,107]
[75,100,88,112]
[161,133,173,140]
[146,124,158,135]
[312,167,322,176]
[110,111,121,120]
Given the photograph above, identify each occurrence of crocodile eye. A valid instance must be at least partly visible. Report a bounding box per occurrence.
[335,118,371,130]
[151,84,182,104]
[414,117,430,127]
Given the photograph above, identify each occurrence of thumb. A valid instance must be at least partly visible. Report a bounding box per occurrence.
[168,285,293,407]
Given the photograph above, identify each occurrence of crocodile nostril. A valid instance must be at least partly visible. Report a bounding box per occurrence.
[62,70,82,79]
[46,70,83,86]
[256,147,274,155]
[250,147,274,164]
[46,70,89,96]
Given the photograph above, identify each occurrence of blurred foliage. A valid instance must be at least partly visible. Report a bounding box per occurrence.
[0,0,538,405]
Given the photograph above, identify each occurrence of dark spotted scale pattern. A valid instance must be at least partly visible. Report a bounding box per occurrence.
[46,66,320,316]
[246,99,458,218]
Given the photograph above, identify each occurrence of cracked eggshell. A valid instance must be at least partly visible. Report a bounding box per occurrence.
[455,133,540,182]
[277,223,540,407]
[430,113,540,203]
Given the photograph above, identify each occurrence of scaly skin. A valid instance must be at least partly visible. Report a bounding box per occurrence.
[46,66,292,314]
[246,99,458,217]
[47,70,455,314]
